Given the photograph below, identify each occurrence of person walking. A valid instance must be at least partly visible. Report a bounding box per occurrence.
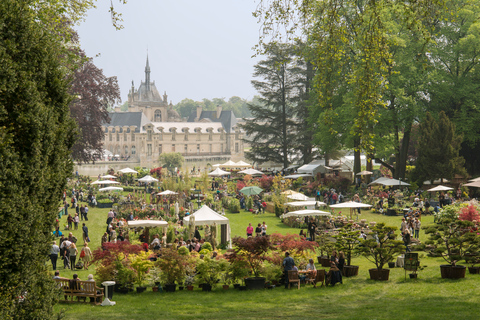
[283,252,295,289]
[74,213,79,230]
[84,204,89,221]
[308,219,317,241]
[69,243,78,270]
[82,223,89,243]
[50,241,60,270]
[81,243,93,270]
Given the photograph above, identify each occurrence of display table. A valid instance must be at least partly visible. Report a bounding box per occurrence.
[396,255,405,268]
[101,281,116,306]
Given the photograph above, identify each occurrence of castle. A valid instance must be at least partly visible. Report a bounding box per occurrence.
[102,57,244,165]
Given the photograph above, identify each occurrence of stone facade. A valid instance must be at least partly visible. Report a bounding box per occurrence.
[102,57,244,165]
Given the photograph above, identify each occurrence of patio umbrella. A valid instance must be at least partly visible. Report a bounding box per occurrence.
[99,186,124,192]
[138,175,158,183]
[91,180,120,185]
[356,170,373,176]
[287,193,310,201]
[427,185,454,192]
[240,186,263,195]
[119,167,138,174]
[220,160,237,167]
[238,168,263,176]
[330,201,372,219]
[468,177,480,182]
[463,180,480,188]
[208,167,230,177]
[100,174,117,179]
[235,160,252,167]
[282,209,331,218]
[158,190,178,195]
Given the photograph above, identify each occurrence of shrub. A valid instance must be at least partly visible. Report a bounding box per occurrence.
[229,199,240,213]
[459,205,480,222]
[202,242,213,252]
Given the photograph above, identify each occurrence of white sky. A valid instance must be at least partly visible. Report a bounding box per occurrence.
[76,0,262,105]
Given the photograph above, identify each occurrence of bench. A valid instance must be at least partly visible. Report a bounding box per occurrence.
[55,279,104,305]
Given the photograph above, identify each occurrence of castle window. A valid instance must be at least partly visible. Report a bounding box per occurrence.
[124,145,128,154]
[131,132,135,142]
[154,110,162,122]
[172,144,175,152]
[147,144,152,156]
[109,133,112,142]
[131,145,136,154]
[159,144,162,154]
[147,129,152,141]
[235,143,239,153]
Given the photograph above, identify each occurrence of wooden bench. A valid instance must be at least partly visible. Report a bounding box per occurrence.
[55,279,104,305]
[306,269,325,288]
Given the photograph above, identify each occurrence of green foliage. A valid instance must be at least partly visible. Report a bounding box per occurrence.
[334,224,361,266]
[130,251,155,287]
[356,223,405,270]
[158,152,185,173]
[201,242,213,252]
[156,248,187,285]
[166,225,176,244]
[0,1,78,318]
[229,199,241,213]
[424,218,480,265]
[195,257,228,288]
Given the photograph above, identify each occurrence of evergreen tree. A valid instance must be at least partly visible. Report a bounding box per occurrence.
[415,111,465,184]
[0,1,76,319]
[241,43,307,168]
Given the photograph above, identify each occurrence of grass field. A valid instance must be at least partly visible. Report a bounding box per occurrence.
[53,199,480,320]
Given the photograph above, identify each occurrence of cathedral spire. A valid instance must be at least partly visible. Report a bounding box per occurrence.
[145,54,151,92]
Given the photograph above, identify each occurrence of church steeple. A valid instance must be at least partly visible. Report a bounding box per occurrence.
[145,54,151,92]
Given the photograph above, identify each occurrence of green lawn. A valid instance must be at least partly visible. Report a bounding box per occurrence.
[54,201,480,319]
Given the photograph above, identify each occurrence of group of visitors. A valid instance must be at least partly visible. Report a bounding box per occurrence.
[51,233,92,271]
[246,222,267,237]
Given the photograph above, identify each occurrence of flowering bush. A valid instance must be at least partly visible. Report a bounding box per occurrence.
[459,205,480,222]
[259,175,274,190]
[236,180,246,191]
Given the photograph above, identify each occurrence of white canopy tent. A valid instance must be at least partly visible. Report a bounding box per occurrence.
[368,177,410,187]
[91,180,120,185]
[119,167,138,174]
[138,175,159,183]
[285,201,327,209]
[330,201,372,219]
[157,190,178,195]
[208,167,230,177]
[284,173,313,179]
[281,209,331,218]
[220,160,237,167]
[183,205,231,247]
[287,193,313,201]
[127,220,168,228]
[238,168,264,176]
[101,175,117,179]
[99,186,124,192]
[427,185,454,192]
[235,161,252,168]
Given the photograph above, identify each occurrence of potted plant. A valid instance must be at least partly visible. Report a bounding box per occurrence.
[356,223,404,281]
[147,266,162,292]
[316,231,335,267]
[230,236,274,290]
[425,218,479,279]
[224,259,250,289]
[465,253,480,274]
[156,248,188,292]
[195,257,228,291]
[261,261,283,287]
[334,224,361,277]
[129,251,154,293]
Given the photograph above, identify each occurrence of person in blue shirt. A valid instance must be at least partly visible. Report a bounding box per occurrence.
[283,252,295,288]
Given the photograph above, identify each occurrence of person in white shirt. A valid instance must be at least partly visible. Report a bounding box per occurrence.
[50,241,60,270]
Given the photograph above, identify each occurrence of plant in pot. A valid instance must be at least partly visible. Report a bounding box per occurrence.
[424,217,479,279]
[114,256,136,293]
[260,261,283,288]
[195,257,229,291]
[334,224,361,277]
[147,266,162,292]
[156,248,188,292]
[224,258,250,289]
[465,252,480,274]
[316,231,335,267]
[356,223,404,281]
[230,236,275,290]
[129,250,154,293]
[404,254,426,279]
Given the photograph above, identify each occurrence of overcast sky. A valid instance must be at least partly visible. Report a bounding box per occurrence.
[76,0,262,105]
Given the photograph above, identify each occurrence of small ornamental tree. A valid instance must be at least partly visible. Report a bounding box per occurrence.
[459,205,480,222]
[156,248,187,285]
[334,224,361,266]
[230,236,275,277]
[356,223,404,270]
[424,218,480,265]
[150,167,163,178]
[129,251,154,287]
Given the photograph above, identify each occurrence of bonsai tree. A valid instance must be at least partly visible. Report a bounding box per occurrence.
[356,223,404,271]
[195,257,229,289]
[334,224,361,266]
[230,236,275,278]
[424,218,480,266]
[316,231,336,258]
[129,251,154,288]
[156,248,187,286]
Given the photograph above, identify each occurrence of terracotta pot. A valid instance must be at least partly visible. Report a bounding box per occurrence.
[187,285,194,291]
[223,285,229,290]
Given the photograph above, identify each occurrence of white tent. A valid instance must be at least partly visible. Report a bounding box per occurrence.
[101,175,117,179]
[235,160,252,167]
[183,205,231,246]
[297,160,329,176]
[284,173,313,179]
[287,193,313,201]
[368,177,410,187]
[285,201,327,208]
[424,178,450,185]
[127,220,168,228]
[91,180,120,185]
[99,186,124,192]
[368,177,392,186]
[119,167,138,174]
[158,190,178,195]
[281,209,331,218]
[330,201,372,209]
[238,168,263,176]
[220,160,237,167]
[427,185,454,192]
[208,167,230,177]
[138,175,158,183]
[469,177,480,182]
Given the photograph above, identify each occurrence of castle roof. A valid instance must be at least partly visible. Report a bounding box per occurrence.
[187,110,238,133]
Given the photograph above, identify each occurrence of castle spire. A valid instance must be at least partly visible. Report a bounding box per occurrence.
[145,54,151,92]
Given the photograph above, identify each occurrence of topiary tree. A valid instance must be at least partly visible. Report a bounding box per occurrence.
[334,224,361,266]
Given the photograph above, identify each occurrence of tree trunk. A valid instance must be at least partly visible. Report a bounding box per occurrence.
[354,138,361,178]
[396,125,411,180]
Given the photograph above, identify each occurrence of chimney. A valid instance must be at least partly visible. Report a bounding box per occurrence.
[216,105,222,119]
[196,106,202,120]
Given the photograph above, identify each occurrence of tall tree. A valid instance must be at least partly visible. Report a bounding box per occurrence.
[241,43,302,169]
[0,1,76,318]
[69,51,121,163]
[415,111,465,183]
[159,152,184,174]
